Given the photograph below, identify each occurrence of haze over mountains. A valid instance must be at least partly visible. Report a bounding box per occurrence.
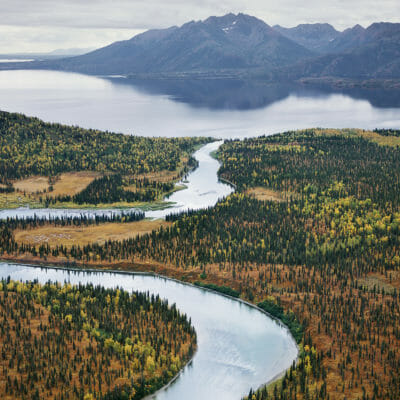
[4,13,400,81]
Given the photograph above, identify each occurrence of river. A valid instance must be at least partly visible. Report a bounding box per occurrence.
[0,141,234,220]
[0,262,298,400]
[1,69,400,398]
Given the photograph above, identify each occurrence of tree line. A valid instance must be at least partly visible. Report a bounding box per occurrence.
[0,110,210,184]
[0,279,196,399]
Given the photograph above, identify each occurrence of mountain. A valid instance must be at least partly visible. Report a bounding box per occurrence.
[1,15,399,82]
[41,13,314,75]
[273,23,340,52]
[46,47,95,57]
[321,24,365,53]
[284,22,400,79]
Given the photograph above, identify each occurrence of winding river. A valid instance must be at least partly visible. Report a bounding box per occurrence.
[0,141,233,221]
[4,68,395,398]
[0,139,293,399]
[0,262,298,400]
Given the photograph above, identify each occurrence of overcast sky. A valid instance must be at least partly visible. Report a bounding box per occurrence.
[1,0,399,53]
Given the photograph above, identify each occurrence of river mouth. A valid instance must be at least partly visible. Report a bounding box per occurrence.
[0,261,298,400]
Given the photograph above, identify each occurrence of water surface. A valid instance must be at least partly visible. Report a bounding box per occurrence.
[147,141,233,219]
[0,70,399,138]
[0,262,298,400]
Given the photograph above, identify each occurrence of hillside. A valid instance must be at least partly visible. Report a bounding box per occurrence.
[283,22,400,79]
[23,13,314,75]
[0,111,209,208]
[273,23,340,52]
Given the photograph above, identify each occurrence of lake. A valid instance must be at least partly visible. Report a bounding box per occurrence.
[1,69,399,398]
[1,70,399,138]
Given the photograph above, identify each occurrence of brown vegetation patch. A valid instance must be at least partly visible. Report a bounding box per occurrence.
[359,272,398,291]
[132,169,182,183]
[14,220,170,247]
[13,176,49,193]
[12,172,101,197]
[50,171,102,197]
[245,187,284,202]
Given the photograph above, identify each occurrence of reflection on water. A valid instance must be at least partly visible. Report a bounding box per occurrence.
[0,70,399,138]
[110,77,400,110]
[0,262,298,400]
[0,207,139,220]
[115,78,295,110]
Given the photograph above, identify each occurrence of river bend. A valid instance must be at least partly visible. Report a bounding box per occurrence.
[0,262,298,400]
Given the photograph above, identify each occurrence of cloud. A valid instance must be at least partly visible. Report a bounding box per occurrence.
[0,25,142,53]
[0,0,399,53]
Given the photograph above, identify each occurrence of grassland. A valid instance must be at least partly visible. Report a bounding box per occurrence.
[0,191,42,209]
[49,172,102,196]
[245,187,285,202]
[14,219,170,247]
[13,175,50,193]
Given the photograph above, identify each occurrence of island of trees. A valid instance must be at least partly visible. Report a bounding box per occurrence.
[0,279,196,400]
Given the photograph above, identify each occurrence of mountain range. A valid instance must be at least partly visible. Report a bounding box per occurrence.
[4,13,400,81]
[42,13,314,75]
[282,22,400,80]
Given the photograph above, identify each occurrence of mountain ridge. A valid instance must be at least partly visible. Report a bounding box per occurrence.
[42,13,314,75]
[273,23,341,52]
[1,13,400,82]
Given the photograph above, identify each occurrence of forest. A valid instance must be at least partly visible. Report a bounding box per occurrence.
[0,111,209,207]
[0,279,196,400]
[1,128,400,399]
[0,111,209,182]
[49,174,176,205]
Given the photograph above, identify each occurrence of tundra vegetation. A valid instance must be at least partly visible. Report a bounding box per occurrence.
[0,279,196,400]
[1,123,400,399]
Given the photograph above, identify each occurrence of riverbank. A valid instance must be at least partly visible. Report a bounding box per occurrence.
[0,260,298,400]
[0,253,300,350]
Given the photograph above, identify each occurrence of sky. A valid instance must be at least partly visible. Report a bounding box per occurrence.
[1,0,399,53]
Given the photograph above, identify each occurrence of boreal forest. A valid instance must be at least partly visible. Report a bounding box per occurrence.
[1,117,400,399]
